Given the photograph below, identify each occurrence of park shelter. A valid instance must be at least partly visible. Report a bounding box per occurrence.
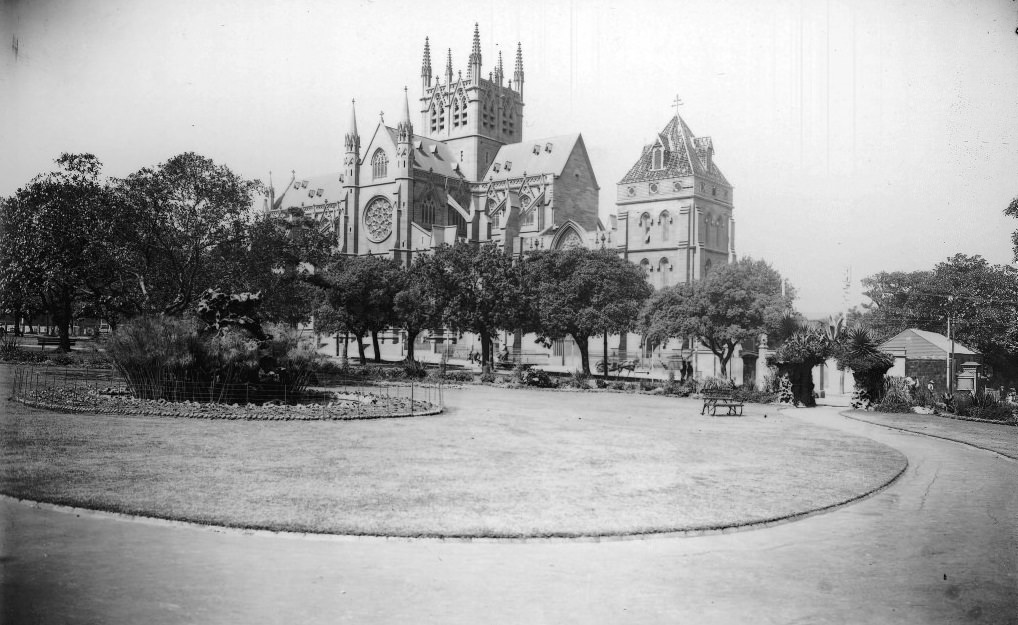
[879,328,980,394]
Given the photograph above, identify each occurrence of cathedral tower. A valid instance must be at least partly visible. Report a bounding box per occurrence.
[342,99,361,253]
[419,24,524,181]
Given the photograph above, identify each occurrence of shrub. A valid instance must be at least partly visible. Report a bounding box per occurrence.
[108,316,325,403]
[875,377,913,413]
[522,368,554,388]
[639,379,659,392]
[566,369,590,389]
[401,359,428,379]
[700,376,735,392]
[480,371,496,383]
[441,370,475,383]
[594,378,607,389]
[731,387,778,404]
[609,381,627,391]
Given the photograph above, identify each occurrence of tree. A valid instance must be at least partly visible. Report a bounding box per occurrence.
[1005,195,1018,262]
[526,248,653,376]
[832,326,895,405]
[770,316,835,407]
[642,258,793,377]
[392,254,444,363]
[227,212,333,328]
[429,242,529,370]
[117,152,260,316]
[0,154,124,349]
[312,255,399,365]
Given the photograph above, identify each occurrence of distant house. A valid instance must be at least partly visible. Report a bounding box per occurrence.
[879,328,980,393]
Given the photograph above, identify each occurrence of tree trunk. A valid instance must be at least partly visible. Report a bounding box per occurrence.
[354,331,367,365]
[341,330,349,367]
[371,330,381,363]
[12,304,21,337]
[54,291,73,351]
[603,333,609,381]
[575,333,591,376]
[480,329,491,373]
[405,329,418,362]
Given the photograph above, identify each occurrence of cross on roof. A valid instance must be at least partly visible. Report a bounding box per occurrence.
[671,94,683,113]
[379,110,385,123]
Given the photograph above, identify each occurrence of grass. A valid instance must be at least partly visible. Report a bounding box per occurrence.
[844,409,1018,460]
[0,367,905,538]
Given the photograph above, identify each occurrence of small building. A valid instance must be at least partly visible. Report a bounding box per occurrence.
[879,328,980,394]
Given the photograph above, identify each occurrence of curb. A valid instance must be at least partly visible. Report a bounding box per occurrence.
[840,410,1017,462]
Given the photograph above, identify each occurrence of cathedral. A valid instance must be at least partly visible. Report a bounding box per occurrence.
[268,24,738,376]
[268,24,611,260]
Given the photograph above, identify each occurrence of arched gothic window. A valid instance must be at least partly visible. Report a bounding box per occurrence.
[371,149,388,179]
[421,196,436,225]
[639,212,652,243]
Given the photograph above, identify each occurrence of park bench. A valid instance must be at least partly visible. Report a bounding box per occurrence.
[700,388,744,416]
[36,337,78,349]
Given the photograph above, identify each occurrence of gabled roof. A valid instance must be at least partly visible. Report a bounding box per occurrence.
[619,115,730,186]
[880,328,979,358]
[482,134,583,182]
[273,172,344,211]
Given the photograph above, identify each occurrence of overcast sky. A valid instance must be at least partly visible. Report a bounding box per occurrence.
[3,0,1017,315]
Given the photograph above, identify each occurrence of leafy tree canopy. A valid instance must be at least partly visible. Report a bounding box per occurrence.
[526,248,653,375]
[860,254,1018,383]
[0,153,125,347]
[642,257,793,376]
[117,152,261,316]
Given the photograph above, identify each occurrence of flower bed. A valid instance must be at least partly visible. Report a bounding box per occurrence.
[16,386,439,420]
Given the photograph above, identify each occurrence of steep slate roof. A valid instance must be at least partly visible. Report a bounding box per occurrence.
[380,126,467,179]
[273,173,344,211]
[482,134,583,182]
[880,328,979,359]
[619,115,730,186]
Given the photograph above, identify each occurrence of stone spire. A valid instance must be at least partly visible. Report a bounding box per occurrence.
[468,22,481,81]
[445,48,453,85]
[397,87,413,143]
[421,37,432,91]
[494,49,504,85]
[513,42,524,97]
[344,98,359,152]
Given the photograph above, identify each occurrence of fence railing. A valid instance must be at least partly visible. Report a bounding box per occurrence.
[10,366,443,417]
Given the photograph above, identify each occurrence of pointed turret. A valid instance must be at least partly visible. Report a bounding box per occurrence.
[513,42,524,98]
[468,23,481,82]
[397,87,413,144]
[494,49,504,85]
[344,98,360,152]
[445,48,453,85]
[421,37,432,92]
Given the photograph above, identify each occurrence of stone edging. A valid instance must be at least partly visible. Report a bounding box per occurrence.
[0,455,907,544]
[840,410,1017,461]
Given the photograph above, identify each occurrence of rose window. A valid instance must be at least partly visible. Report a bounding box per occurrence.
[364,197,393,242]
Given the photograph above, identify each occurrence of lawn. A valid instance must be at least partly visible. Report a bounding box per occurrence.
[844,409,1018,460]
[0,369,906,538]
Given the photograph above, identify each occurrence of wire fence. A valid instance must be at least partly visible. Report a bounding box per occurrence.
[10,366,443,419]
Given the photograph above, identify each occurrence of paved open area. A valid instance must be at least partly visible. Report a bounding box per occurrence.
[2,392,1016,624]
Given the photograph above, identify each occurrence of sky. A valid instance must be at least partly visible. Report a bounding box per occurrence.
[2,0,1017,315]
